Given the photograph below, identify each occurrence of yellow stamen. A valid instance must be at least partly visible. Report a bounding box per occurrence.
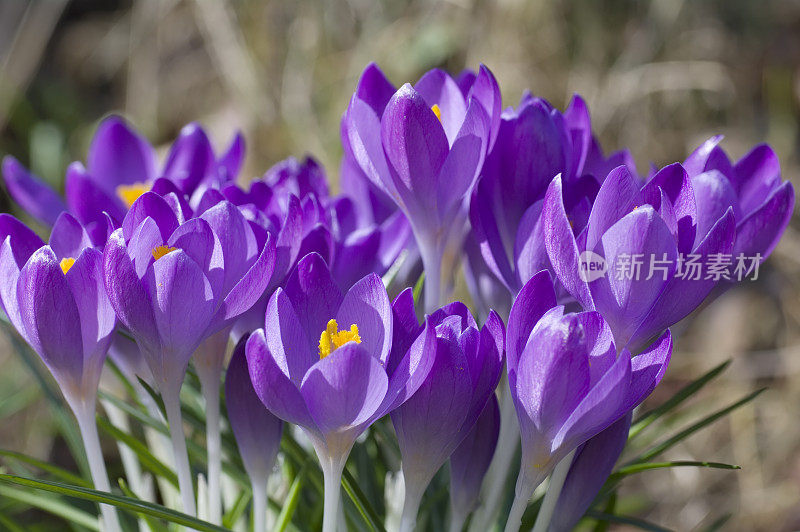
[152,245,177,261]
[117,182,151,208]
[318,319,361,359]
[431,104,442,122]
[60,257,76,274]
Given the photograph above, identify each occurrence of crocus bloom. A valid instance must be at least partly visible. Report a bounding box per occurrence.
[103,191,275,515]
[226,334,283,532]
[448,394,500,532]
[682,136,794,261]
[2,116,243,245]
[245,253,435,532]
[0,212,122,531]
[543,164,736,351]
[342,62,500,311]
[389,296,504,532]
[504,272,671,532]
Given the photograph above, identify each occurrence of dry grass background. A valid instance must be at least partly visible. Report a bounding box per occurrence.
[1,0,799,530]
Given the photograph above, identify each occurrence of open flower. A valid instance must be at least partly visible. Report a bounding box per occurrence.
[503,272,671,532]
[0,212,122,531]
[342,63,499,310]
[543,164,736,350]
[683,136,794,260]
[245,252,435,532]
[102,191,275,515]
[389,296,504,532]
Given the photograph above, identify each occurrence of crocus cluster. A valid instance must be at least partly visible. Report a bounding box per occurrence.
[0,61,793,532]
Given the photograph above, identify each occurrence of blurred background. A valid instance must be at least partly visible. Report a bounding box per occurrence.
[0,0,799,530]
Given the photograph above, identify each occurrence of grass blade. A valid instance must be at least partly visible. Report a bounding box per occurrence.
[0,484,99,530]
[273,464,306,532]
[0,449,90,488]
[586,510,670,532]
[95,417,179,487]
[0,474,228,531]
[630,359,731,438]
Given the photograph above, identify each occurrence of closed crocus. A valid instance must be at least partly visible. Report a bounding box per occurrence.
[2,116,243,245]
[504,272,671,532]
[342,62,500,311]
[543,164,736,351]
[245,253,435,532]
[682,136,794,261]
[389,295,504,532]
[226,334,283,532]
[103,191,275,515]
[0,212,122,531]
[448,394,500,532]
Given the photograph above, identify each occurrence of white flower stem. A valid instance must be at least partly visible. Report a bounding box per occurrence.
[399,481,424,532]
[74,405,122,532]
[448,504,467,532]
[418,240,443,314]
[162,385,197,516]
[198,367,223,525]
[531,450,575,532]
[321,460,345,532]
[469,378,519,532]
[251,480,267,532]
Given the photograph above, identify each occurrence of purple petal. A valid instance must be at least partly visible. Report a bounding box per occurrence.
[563,94,592,178]
[590,207,677,347]
[0,213,45,266]
[386,288,422,375]
[683,135,723,176]
[219,234,276,323]
[342,95,397,200]
[17,247,84,388]
[414,69,468,143]
[49,213,93,261]
[506,270,557,373]
[245,329,317,429]
[542,176,594,310]
[733,181,794,259]
[88,116,156,191]
[264,288,316,384]
[734,144,782,214]
[226,334,283,480]
[585,166,643,251]
[200,200,259,293]
[65,162,127,228]
[126,217,164,278]
[122,192,179,242]
[467,65,502,150]
[621,330,672,413]
[449,394,500,514]
[335,273,392,365]
[355,62,396,115]
[283,253,343,340]
[162,123,215,194]
[103,229,160,353]
[218,132,245,181]
[690,170,741,246]
[382,316,437,413]
[300,342,389,436]
[2,156,66,225]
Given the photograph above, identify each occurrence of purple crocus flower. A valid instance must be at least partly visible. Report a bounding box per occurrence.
[102,191,275,515]
[503,272,671,532]
[245,253,435,532]
[0,212,122,531]
[543,164,736,351]
[225,334,283,532]
[389,294,504,532]
[682,136,794,261]
[448,394,500,532]
[2,116,243,245]
[342,62,500,311]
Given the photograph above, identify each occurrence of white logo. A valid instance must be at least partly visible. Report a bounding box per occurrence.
[578,250,607,282]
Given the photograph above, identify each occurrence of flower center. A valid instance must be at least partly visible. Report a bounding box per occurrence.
[431,104,442,122]
[60,257,76,274]
[152,245,177,261]
[318,319,361,359]
[117,182,151,208]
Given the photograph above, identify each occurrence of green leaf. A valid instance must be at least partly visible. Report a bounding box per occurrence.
[95,417,179,487]
[136,377,167,421]
[0,484,99,530]
[630,359,731,438]
[118,478,166,532]
[0,474,228,531]
[628,387,766,465]
[0,508,27,532]
[613,460,740,478]
[342,469,384,532]
[0,449,91,488]
[221,489,250,529]
[413,272,425,308]
[274,464,307,532]
[586,510,670,532]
